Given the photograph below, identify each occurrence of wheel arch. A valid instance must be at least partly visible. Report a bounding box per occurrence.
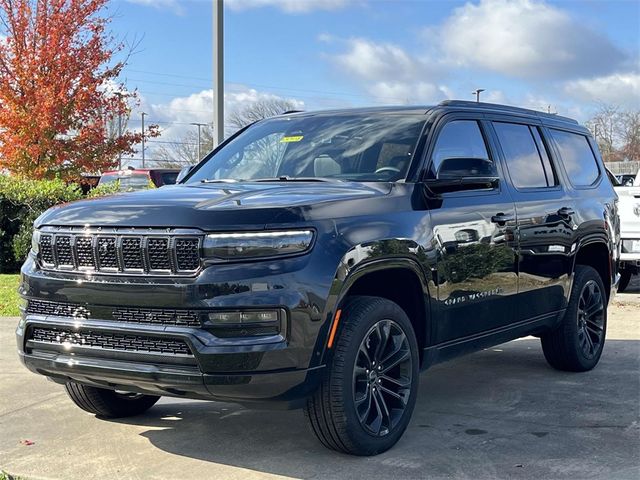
[572,237,613,301]
[320,257,432,368]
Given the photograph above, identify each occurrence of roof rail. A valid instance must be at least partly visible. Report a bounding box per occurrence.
[438,100,579,125]
[281,110,305,115]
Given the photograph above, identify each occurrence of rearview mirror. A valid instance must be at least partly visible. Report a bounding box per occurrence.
[424,157,499,194]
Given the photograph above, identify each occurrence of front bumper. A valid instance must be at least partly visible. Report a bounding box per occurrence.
[16,253,336,407]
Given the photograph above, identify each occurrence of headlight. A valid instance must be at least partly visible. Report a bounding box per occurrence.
[31,229,41,254]
[203,230,314,260]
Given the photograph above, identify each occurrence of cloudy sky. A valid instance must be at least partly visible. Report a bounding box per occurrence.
[109,0,639,161]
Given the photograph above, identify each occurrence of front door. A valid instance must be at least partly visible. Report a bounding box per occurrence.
[426,118,519,343]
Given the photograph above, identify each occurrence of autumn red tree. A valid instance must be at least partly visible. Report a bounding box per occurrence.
[0,0,157,179]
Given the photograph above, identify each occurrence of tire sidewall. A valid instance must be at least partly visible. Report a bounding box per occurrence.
[332,298,420,454]
[567,267,607,369]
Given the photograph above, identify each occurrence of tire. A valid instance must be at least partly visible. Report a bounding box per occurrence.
[304,296,420,456]
[64,382,160,418]
[618,270,632,293]
[541,265,607,372]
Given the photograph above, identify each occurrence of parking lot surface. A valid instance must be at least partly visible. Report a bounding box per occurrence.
[1,278,639,480]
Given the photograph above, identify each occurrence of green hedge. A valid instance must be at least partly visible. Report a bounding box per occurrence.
[0,176,120,273]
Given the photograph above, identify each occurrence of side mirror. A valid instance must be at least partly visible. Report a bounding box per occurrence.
[176,165,195,183]
[424,157,499,194]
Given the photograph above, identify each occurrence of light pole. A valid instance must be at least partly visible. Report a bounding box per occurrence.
[141,112,147,168]
[472,89,485,103]
[190,122,207,160]
[213,0,224,147]
[115,92,123,170]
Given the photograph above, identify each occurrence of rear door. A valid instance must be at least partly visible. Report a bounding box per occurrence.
[425,115,519,343]
[487,118,576,320]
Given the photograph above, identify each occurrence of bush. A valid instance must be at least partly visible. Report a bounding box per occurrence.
[0,176,121,273]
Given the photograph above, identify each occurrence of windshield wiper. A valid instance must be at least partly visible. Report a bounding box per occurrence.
[252,176,340,183]
[200,178,239,183]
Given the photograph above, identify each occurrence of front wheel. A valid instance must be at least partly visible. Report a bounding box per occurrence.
[65,382,160,418]
[304,296,419,456]
[541,265,607,372]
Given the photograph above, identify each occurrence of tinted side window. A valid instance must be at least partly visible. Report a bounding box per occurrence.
[531,127,557,186]
[494,122,553,189]
[431,120,491,175]
[549,129,600,186]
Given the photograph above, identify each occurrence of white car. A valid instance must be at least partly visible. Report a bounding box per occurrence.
[609,169,640,291]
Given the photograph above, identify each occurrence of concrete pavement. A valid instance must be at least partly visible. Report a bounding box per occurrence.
[1,280,639,480]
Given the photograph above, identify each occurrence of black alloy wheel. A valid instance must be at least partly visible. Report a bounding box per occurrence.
[576,280,605,359]
[541,265,607,372]
[304,296,419,456]
[353,319,413,437]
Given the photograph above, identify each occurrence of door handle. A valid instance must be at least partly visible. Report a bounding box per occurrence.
[557,207,575,217]
[491,213,515,225]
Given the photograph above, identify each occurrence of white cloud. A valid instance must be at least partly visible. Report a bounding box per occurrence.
[564,72,640,108]
[138,85,304,146]
[435,0,626,79]
[125,0,183,14]
[226,0,356,13]
[327,38,449,104]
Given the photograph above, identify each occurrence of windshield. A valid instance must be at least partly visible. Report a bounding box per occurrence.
[186,113,426,183]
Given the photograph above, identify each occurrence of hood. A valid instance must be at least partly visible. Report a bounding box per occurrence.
[35,181,392,230]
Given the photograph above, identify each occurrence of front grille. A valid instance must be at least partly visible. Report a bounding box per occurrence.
[30,327,192,356]
[113,307,201,327]
[176,238,200,270]
[76,236,94,268]
[55,236,73,266]
[27,299,90,319]
[37,228,201,276]
[122,237,143,269]
[26,299,201,327]
[97,236,118,269]
[148,238,171,270]
[40,235,54,264]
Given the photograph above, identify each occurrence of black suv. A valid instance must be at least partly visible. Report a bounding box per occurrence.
[17,101,619,455]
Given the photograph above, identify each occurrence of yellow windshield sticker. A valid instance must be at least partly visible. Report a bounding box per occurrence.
[280,135,304,143]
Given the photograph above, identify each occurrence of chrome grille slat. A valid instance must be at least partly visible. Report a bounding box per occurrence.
[37,228,201,276]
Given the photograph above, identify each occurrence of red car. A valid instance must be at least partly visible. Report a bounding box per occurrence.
[98,168,180,191]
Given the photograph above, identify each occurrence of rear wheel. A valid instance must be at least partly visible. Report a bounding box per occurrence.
[65,382,160,418]
[618,269,632,293]
[304,296,419,456]
[541,265,607,372]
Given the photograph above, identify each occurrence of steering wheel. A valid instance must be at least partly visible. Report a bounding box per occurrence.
[374,167,401,175]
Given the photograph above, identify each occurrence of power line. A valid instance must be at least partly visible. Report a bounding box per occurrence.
[122,68,406,104]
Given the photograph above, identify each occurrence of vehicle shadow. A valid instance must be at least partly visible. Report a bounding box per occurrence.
[109,339,640,480]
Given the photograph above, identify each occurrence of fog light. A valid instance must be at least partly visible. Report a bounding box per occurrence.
[206,309,284,339]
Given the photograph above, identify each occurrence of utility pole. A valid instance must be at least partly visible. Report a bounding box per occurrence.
[141,112,147,168]
[213,0,224,147]
[190,122,207,160]
[472,89,485,103]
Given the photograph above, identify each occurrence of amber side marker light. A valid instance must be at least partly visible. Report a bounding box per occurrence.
[327,309,342,348]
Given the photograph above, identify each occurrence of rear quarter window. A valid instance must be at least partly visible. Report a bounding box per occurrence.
[549,129,600,187]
